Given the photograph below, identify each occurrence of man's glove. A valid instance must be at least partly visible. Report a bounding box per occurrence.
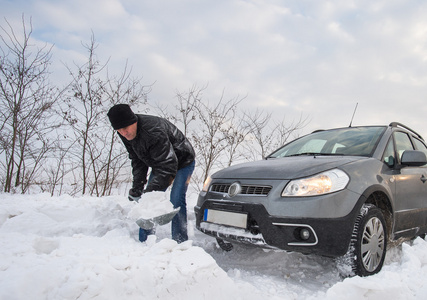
[128,188,142,202]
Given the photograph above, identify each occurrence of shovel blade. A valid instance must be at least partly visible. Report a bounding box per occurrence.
[135,208,180,230]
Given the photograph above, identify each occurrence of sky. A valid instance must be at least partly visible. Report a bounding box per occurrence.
[2,0,427,138]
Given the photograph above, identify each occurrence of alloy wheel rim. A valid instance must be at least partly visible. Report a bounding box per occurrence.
[361,216,385,272]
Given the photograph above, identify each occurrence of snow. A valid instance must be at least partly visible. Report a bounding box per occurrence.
[128,191,175,220]
[1,192,427,300]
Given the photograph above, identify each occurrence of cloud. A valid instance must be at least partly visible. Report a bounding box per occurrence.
[2,0,427,137]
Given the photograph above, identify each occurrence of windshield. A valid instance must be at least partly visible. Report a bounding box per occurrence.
[268,126,386,158]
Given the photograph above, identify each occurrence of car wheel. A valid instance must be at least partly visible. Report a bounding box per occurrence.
[347,203,387,276]
[216,238,233,251]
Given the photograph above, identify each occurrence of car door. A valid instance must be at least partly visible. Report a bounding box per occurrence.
[412,137,427,233]
[393,131,427,237]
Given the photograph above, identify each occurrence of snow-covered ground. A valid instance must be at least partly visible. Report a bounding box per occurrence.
[1,191,427,300]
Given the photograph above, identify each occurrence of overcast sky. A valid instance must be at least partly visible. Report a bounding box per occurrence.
[2,0,427,138]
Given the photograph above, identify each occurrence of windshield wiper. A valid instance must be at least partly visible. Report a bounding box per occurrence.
[286,152,345,157]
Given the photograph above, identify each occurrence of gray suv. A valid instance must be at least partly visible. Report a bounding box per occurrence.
[195,122,427,276]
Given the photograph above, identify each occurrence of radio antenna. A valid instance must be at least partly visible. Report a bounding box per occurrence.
[349,102,358,127]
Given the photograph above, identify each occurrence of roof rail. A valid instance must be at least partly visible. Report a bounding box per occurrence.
[389,122,424,140]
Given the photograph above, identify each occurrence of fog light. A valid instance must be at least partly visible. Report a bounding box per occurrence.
[300,228,310,240]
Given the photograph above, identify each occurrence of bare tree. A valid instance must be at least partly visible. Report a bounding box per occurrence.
[164,85,308,192]
[223,112,252,167]
[242,109,273,160]
[62,34,105,195]
[270,113,309,150]
[0,15,62,193]
[63,33,149,196]
[173,84,206,136]
[191,90,244,184]
[244,110,308,160]
[153,84,205,137]
[40,138,76,196]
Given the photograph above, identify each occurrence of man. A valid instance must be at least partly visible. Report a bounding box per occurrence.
[107,104,195,243]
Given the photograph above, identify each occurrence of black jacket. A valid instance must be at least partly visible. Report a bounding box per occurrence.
[119,114,195,192]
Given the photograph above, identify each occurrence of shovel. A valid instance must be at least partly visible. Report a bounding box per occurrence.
[135,207,180,230]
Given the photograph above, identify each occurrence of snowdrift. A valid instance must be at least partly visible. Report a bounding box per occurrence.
[1,192,427,299]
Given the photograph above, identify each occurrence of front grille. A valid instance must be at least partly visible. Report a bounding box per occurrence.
[241,185,272,195]
[211,184,230,193]
[210,184,272,196]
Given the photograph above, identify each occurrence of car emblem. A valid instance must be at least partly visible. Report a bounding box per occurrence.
[228,182,242,197]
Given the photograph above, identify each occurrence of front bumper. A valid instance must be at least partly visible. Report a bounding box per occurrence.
[195,199,356,257]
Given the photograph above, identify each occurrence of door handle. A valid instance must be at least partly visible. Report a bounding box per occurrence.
[421,174,427,183]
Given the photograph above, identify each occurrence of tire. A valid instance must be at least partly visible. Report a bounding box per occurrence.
[347,204,387,276]
[216,238,234,251]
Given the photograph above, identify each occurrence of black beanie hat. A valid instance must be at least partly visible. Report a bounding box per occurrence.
[107,104,138,130]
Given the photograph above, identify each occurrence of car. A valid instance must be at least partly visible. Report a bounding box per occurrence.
[194,122,427,276]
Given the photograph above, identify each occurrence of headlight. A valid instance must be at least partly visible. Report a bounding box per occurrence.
[282,169,349,197]
[202,176,212,192]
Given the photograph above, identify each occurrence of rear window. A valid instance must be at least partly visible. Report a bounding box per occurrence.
[413,138,427,157]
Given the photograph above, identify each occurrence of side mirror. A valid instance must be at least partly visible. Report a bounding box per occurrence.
[401,150,427,167]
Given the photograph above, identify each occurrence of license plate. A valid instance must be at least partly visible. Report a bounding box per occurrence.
[203,209,248,229]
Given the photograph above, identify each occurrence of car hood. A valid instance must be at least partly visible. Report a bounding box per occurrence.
[212,156,366,180]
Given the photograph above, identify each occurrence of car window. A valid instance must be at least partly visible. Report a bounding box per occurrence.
[297,139,327,154]
[413,138,427,157]
[269,126,386,158]
[382,138,396,167]
[394,132,414,160]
